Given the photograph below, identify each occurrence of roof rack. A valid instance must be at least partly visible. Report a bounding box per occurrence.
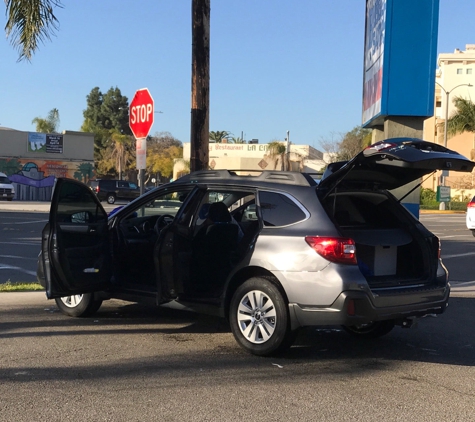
[178,170,318,186]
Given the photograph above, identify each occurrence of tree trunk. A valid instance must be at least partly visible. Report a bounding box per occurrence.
[190,0,210,172]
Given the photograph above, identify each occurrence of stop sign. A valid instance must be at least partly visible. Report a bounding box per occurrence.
[129,88,154,138]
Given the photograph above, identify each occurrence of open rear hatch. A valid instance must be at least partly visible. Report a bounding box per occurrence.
[318,137,475,194]
[318,138,475,289]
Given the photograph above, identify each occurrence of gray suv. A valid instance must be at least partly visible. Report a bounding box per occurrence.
[37,138,474,356]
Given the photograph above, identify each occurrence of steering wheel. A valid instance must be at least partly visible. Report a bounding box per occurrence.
[154,214,174,234]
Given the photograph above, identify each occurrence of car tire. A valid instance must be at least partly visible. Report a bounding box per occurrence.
[54,294,103,317]
[107,194,116,204]
[471,230,475,238]
[342,320,395,338]
[229,277,295,356]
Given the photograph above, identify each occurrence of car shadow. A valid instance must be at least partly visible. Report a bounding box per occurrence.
[1,296,474,368]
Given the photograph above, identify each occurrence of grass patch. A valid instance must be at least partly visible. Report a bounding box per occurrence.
[0,281,44,292]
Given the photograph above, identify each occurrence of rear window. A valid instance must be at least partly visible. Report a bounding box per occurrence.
[259,191,307,227]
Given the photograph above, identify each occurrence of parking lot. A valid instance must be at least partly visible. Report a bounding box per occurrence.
[1,206,475,420]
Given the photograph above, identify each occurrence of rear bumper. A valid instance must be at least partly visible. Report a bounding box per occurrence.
[289,285,450,329]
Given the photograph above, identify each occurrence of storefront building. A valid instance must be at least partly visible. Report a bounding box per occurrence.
[0,127,94,201]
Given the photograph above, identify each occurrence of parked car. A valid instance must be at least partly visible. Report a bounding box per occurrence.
[466,196,475,236]
[89,179,140,204]
[37,138,475,356]
[0,172,15,201]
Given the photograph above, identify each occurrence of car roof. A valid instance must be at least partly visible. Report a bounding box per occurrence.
[174,170,318,188]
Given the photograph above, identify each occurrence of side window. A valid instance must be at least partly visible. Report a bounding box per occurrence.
[123,187,194,220]
[118,181,128,188]
[129,183,138,189]
[193,190,255,233]
[259,191,307,227]
[56,182,107,223]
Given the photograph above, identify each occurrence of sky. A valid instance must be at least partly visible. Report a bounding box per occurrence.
[0,0,474,149]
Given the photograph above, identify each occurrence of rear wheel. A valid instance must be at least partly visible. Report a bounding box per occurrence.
[106,193,116,204]
[342,320,395,338]
[54,294,103,317]
[471,230,475,237]
[229,277,295,356]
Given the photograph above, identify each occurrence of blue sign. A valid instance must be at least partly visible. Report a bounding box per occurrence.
[362,0,440,127]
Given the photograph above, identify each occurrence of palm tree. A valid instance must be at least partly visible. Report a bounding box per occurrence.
[6,0,210,172]
[267,141,287,170]
[447,97,475,136]
[229,136,245,144]
[5,0,62,61]
[446,97,475,160]
[32,108,60,133]
[209,130,231,143]
[108,130,134,180]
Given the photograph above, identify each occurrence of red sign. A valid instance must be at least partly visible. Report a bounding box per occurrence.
[129,88,154,139]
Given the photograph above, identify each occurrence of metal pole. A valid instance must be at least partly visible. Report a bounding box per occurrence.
[286,130,290,171]
[444,90,449,148]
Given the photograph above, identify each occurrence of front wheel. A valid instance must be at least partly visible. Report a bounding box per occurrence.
[471,230,475,238]
[106,194,116,204]
[342,320,395,338]
[54,294,103,317]
[229,277,295,356]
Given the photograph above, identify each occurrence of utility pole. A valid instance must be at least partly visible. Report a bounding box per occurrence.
[190,0,210,172]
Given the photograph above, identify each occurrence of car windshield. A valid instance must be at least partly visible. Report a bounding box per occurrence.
[0,176,11,183]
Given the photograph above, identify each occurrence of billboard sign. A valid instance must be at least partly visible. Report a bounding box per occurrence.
[362,0,440,127]
[362,0,386,125]
[28,132,64,154]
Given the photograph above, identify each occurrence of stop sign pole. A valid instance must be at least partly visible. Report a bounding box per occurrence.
[129,88,154,196]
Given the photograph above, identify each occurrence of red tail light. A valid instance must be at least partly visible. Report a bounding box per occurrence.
[467,201,475,208]
[305,236,357,265]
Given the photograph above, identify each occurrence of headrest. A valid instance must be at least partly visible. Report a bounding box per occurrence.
[208,202,231,223]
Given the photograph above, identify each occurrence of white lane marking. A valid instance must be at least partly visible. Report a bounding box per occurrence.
[1,242,40,246]
[0,264,36,276]
[0,220,47,225]
[451,280,475,286]
[442,252,475,259]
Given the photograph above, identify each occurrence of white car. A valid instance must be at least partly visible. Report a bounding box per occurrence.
[466,196,475,236]
[0,172,14,201]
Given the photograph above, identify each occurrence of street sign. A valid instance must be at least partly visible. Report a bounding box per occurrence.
[436,186,451,202]
[129,88,154,139]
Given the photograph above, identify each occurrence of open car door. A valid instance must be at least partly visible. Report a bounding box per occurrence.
[41,178,112,299]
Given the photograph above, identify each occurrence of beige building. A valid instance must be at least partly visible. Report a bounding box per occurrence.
[173,141,326,180]
[423,44,475,198]
[0,127,94,200]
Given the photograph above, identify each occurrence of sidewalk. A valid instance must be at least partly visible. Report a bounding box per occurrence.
[0,201,51,212]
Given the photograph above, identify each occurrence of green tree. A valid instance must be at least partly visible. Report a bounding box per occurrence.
[147,132,183,181]
[229,136,245,144]
[147,144,183,180]
[267,141,287,170]
[447,97,475,138]
[337,126,372,161]
[209,130,231,143]
[81,86,130,169]
[96,130,135,179]
[32,108,60,133]
[4,0,62,61]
